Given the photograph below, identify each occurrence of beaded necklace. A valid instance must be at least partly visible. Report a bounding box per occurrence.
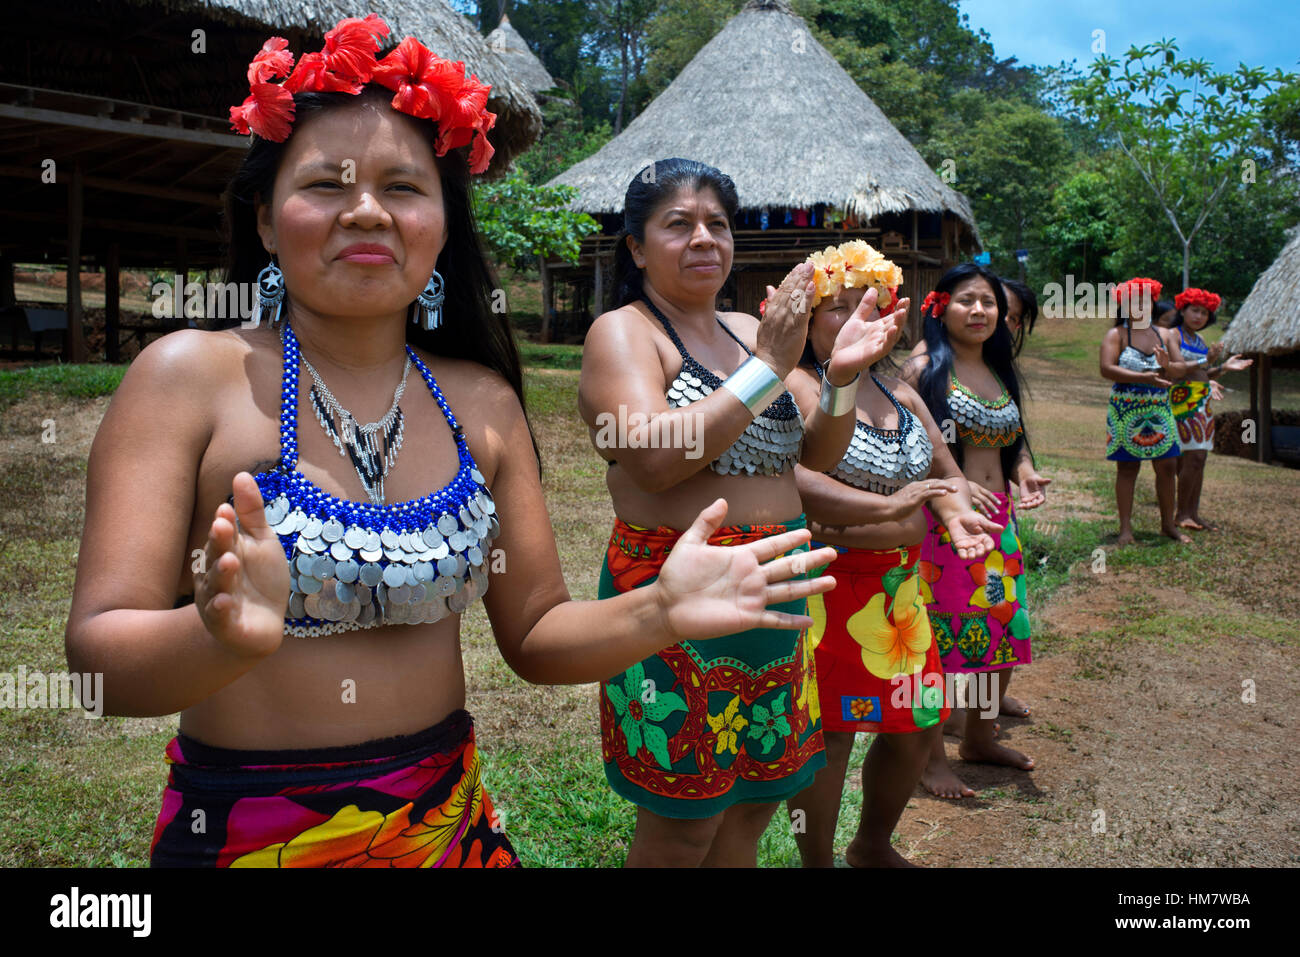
[251,319,499,637]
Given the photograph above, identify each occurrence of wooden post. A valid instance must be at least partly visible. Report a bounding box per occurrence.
[911,211,918,252]
[64,164,88,362]
[1258,354,1272,464]
[593,253,604,319]
[105,242,121,363]
[539,254,552,344]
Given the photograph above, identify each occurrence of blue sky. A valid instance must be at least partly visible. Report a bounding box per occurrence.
[958,0,1300,75]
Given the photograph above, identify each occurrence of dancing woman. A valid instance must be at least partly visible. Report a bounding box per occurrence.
[63,19,834,868]
[900,263,1051,798]
[1100,277,1197,545]
[781,243,999,865]
[1167,287,1253,530]
[579,161,907,866]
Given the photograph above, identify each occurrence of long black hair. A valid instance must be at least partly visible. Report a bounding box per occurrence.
[612,158,740,308]
[916,263,1030,474]
[216,84,538,466]
[1000,277,1037,357]
[1152,299,1179,328]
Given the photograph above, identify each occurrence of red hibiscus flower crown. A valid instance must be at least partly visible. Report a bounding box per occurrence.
[922,291,951,318]
[228,13,497,174]
[1175,287,1221,313]
[1112,277,1163,305]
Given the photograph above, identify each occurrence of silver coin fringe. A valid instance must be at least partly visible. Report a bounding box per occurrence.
[261,487,499,638]
[667,373,802,476]
[829,413,933,495]
[948,384,1022,442]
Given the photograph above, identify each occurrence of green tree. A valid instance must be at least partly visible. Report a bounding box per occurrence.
[1068,38,1298,287]
[928,94,1071,279]
[472,170,599,267]
[516,96,613,185]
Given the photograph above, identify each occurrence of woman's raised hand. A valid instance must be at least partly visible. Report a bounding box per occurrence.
[1221,354,1253,373]
[943,510,1003,561]
[890,478,960,520]
[194,472,290,659]
[652,498,838,642]
[754,262,816,378]
[824,289,910,386]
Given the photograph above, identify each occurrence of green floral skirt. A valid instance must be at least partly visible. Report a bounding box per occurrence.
[597,516,825,819]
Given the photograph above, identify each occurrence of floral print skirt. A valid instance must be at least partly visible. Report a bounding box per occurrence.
[149,709,518,867]
[597,517,825,820]
[805,543,950,734]
[921,490,1032,674]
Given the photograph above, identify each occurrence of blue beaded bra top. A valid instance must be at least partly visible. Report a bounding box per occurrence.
[642,298,803,476]
[251,320,499,638]
[1179,328,1209,365]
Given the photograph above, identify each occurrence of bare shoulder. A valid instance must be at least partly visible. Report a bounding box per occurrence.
[719,310,760,347]
[413,350,521,425]
[584,302,659,349]
[897,351,931,385]
[116,327,264,404]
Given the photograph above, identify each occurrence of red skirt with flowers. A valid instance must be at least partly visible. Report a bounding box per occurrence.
[807,544,951,734]
[920,490,1032,673]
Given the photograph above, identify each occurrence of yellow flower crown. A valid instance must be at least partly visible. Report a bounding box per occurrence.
[805,240,904,312]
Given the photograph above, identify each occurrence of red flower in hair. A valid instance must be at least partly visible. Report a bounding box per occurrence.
[922,291,950,317]
[1175,287,1221,312]
[247,37,294,85]
[322,13,390,84]
[229,82,295,141]
[759,298,768,318]
[1112,277,1162,304]
[372,38,464,121]
[468,125,496,175]
[283,52,362,95]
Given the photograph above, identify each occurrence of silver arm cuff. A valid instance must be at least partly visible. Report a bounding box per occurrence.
[819,371,860,415]
[721,355,784,417]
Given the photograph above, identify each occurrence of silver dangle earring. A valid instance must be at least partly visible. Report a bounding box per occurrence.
[250,256,286,329]
[414,269,445,331]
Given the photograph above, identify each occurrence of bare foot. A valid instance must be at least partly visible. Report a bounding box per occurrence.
[1177,516,1205,530]
[1160,525,1193,544]
[922,757,976,799]
[845,837,919,868]
[1194,515,1218,531]
[1116,530,1135,546]
[958,738,1035,770]
[1000,695,1031,718]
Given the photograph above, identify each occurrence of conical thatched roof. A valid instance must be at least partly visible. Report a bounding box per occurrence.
[486,14,556,94]
[1220,228,1300,356]
[548,0,975,229]
[120,0,542,170]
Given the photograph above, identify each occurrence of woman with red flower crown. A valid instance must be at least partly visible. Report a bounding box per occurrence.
[1167,287,1253,531]
[63,14,838,868]
[900,263,1051,799]
[1099,277,1199,546]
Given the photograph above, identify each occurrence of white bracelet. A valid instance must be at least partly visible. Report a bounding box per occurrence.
[722,355,784,417]
[819,371,860,415]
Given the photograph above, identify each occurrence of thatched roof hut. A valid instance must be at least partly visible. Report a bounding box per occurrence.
[486,14,556,95]
[541,0,977,341]
[551,0,974,225]
[1218,227,1300,463]
[1221,228,1300,357]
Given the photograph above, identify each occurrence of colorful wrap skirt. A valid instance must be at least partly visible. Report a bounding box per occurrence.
[149,709,519,867]
[597,516,825,819]
[1107,383,1181,460]
[1169,380,1215,452]
[806,544,951,735]
[921,490,1032,674]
